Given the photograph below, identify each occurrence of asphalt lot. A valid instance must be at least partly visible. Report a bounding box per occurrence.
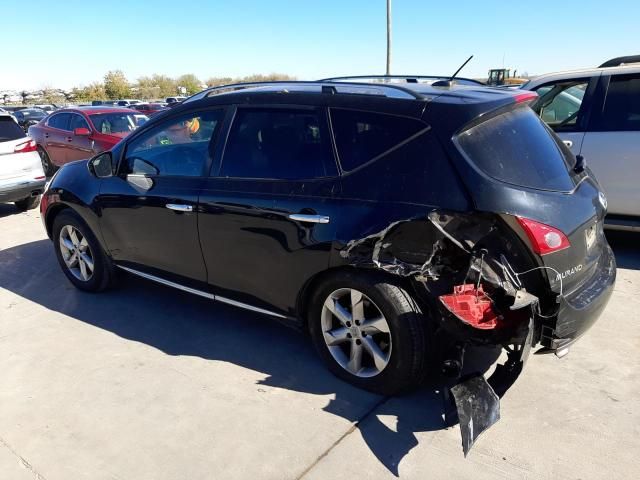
[0,203,639,480]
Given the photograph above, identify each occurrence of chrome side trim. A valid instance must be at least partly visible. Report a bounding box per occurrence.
[288,213,330,224]
[117,265,214,300]
[116,265,287,319]
[215,295,287,319]
[166,203,193,212]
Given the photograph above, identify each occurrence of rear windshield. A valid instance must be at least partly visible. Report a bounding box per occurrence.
[0,117,25,142]
[456,105,575,191]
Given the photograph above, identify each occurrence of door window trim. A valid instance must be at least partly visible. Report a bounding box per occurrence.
[531,75,600,133]
[214,104,340,181]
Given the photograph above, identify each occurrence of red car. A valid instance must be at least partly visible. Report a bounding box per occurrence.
[29,107,148,175]
[130,103,168,117]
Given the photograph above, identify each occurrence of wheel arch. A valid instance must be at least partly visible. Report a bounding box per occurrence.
[295,265,418,330]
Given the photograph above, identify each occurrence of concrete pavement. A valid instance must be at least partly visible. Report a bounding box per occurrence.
[1,203,638,479]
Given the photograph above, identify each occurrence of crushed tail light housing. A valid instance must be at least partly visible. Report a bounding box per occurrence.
[439,284,500,330]
[516,216,570,255]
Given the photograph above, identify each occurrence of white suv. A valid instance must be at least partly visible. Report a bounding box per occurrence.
[522,55,640,231]
[0,113,46,211]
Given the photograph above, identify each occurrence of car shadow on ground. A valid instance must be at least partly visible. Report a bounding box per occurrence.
[0,203,25,219]
[606,231,640,270]
[1,239,508,475]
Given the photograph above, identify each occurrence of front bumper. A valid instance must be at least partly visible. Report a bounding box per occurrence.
[0,180,46,203]
[542,243,616,350]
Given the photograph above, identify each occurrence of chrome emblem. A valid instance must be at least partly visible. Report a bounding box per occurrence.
[598,192,608,211]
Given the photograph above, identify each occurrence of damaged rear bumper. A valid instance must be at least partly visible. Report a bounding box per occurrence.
[542,244,616,351]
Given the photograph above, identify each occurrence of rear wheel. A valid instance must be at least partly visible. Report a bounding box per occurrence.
[38,146,57,177]
[14,196,40,211]
[52,210,115,292]
[308,271,428,395]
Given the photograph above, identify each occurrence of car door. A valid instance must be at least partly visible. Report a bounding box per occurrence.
[44,112,71,166]
[66,113,95,162]
[97,108,226,288]
[530,76,599,156]
[580,72,640,217]
[198,106,340,316]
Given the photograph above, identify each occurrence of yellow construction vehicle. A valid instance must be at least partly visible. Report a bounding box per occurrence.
[486,68,526,86]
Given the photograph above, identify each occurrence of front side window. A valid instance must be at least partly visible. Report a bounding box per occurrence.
[591,74,640,131]
[532,80,588,130]
[330,109,427,171]
[124,109,223,177]
[69,114,90,131]
[221,108,335,179]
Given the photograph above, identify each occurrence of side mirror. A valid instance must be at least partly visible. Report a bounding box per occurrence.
[74,127,91,136]
[88,152,113,178]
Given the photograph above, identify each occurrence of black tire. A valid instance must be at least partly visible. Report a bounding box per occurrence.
[38,146,58,177]
[52,210,115,292]
[308,270,428,395]
[14,196,40,211]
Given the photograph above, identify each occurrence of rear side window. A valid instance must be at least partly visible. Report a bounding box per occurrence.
[331,109,427,171]
[48,113,71,131]
[0,117,25,141]
[456,106,575,191]
[592,74,640,131]
[221,109,335,179]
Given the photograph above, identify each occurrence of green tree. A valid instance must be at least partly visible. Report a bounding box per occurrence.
[72,83,107,101]
[104,70,131,99]
[176,74,203,95]
[136,74,177,99]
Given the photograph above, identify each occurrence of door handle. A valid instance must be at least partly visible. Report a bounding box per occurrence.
[166,204,193,212]
[563,140,573,148]
[44,133,49,138]
[288,213,330,224]
[66,137,73,142]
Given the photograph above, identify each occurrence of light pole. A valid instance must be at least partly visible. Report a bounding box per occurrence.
[386,0,392,75]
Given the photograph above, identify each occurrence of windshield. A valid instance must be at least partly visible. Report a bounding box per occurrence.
[89,113,148,135]
[456,105,576,192]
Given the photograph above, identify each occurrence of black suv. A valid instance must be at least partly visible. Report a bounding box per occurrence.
[41,79,615,398]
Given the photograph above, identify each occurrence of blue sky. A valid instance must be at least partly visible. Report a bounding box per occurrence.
[2,0,638,90]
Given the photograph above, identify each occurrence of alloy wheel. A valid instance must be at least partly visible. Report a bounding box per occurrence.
[321,288,392,378]
[58,225,95,282]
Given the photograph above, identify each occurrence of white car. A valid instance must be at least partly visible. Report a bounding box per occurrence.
[522,55,640,230]
[0,113,46,211]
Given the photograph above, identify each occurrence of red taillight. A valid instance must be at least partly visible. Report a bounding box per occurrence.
[516,216,570,255]
[14,139,38,153]
[513,91,538,104]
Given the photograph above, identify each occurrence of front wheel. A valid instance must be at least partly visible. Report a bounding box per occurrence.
[52,210,115,292]
[308,271,428,395]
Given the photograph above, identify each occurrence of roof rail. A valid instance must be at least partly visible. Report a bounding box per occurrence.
[319,74,485,86]
[598,55,640,68]
[185,80,424,103]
